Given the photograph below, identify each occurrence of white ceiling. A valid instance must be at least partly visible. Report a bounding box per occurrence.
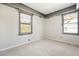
[23,3,75,15]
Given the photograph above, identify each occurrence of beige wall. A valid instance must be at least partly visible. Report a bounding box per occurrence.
[44,14,79,45]
[0,4,44,51]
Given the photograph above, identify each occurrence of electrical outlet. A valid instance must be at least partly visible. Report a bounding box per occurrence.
[28,39,31,41]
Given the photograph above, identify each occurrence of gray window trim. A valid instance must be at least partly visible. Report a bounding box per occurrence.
[19,10,33,35]
[62,10,79,35]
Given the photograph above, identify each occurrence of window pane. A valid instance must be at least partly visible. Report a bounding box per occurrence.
[64,12,78,24]
[64,23,78,33]
[20,13,31,23]
[20,24,31,33]
[63,12,78,34]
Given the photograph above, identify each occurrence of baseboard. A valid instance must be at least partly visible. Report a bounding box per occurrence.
[48,39,79,46]
[0,39,43,52]
[0,42,27,52]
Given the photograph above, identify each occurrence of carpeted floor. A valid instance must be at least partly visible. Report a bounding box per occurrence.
[0,39,79,56]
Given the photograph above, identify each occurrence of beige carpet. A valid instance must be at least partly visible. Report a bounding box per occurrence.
[0,39,79,56]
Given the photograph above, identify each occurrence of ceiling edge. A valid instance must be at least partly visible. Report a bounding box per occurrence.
[45,4,76,18]
[2,3,45,18]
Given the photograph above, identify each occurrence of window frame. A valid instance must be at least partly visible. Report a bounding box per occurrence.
[62,11,79,35]
[19,10,33,35]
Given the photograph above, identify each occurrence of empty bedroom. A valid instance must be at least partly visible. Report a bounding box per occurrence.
[0,3,79,56]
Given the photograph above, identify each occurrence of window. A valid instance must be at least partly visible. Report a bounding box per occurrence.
[19,11,33,35]
[62,11,79,34]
